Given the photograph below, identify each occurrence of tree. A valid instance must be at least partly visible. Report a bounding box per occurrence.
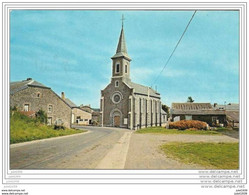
[162,104,170,116]
[187,96,194,103]
[35,109,47,124]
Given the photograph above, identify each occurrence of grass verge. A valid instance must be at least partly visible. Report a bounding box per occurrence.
[161,142,239,169]
[10,111,86,144]
[136,127,221,135]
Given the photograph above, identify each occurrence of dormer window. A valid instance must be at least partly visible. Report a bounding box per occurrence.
[115,80,119,87]
[116,63,120,73]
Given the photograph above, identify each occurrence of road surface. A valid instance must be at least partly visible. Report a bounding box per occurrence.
[10,126,238,170]
[10,126,132,169]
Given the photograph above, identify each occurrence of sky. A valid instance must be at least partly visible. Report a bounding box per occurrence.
[10,10,239,108]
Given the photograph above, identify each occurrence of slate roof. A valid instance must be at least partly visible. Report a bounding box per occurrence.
[92,108,100,112]
[111,27,131,61]
[172,103,213,110]
[171,103,225,115]
[226,111,239,122]
[171,109,226,115]
[10,78,50,95]
[64,98,77,108]
[124,80,160,98]
[213,103,239,111]
[10,78,78,111]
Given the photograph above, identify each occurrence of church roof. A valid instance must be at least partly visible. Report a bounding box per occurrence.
[124,80,160,98]
[111,27,131,61]
[10,78,50,95]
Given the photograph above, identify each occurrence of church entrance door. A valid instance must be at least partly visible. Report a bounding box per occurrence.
[114,116,120,127]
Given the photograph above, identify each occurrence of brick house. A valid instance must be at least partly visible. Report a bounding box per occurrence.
[171,102,226,127]
[10,78,72,128]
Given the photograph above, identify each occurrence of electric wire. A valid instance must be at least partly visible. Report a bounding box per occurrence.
[151,10,197,87]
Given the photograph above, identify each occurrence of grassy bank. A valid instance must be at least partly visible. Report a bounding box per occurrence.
[161,142,239,169]
[10,111,86,144]
[136,127,221,135]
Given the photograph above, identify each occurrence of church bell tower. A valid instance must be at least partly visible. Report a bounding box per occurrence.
[111,15,131,82]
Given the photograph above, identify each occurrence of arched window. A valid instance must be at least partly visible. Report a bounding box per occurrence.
[125,64,128,73]
[116,63,120,73]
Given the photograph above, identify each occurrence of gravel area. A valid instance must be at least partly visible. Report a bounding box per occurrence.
[124,133,238,170]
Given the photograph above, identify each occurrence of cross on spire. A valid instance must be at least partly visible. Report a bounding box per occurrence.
[121,14,125,28]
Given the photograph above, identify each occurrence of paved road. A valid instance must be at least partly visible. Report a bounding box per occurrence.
[10,127,239,170]
[10,126,132,169]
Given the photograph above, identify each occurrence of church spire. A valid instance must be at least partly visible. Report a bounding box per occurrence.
[111,15,131,61]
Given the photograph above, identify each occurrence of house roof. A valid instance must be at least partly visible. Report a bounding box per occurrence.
[213,103,239,111]
[92,108,100,112]
[111,26,131,61]
[64,98,77,108]
[226,111,239,122]
[10,78,50,95]
[124,80,160,98]
[171,102,226,115]
[171,103,213,110]
[10,78,74,109]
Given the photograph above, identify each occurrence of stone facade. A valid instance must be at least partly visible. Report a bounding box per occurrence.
[101,25,165,130]
[101,79,132,128]
[10,79,72,128]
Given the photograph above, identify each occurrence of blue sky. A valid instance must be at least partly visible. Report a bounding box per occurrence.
[10,10,239,108]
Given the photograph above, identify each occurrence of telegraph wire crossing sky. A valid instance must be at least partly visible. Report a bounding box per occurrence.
[152,10,197,86]
[10,10,239,108]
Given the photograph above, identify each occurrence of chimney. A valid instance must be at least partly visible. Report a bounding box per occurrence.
[214,103,217,107]
[61,92,65,100]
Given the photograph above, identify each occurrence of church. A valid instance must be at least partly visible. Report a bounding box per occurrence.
[100,21,166,130]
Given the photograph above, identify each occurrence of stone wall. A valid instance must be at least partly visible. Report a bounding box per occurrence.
[10,86,71,128]
[101,79,162,130]
[132,94,161,130]
[101,78,132,128]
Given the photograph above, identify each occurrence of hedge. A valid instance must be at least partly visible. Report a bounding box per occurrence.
[169,120,208,130]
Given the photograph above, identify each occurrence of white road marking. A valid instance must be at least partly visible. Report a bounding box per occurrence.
[96,131,132,169]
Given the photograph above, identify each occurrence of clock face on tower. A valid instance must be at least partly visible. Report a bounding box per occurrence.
[112,92,122,104]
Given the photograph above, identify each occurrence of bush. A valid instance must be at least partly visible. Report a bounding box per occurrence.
[35,109,47,124]
[169,120,207,130]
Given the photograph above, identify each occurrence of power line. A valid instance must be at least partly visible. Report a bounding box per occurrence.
[152,10,197,86]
